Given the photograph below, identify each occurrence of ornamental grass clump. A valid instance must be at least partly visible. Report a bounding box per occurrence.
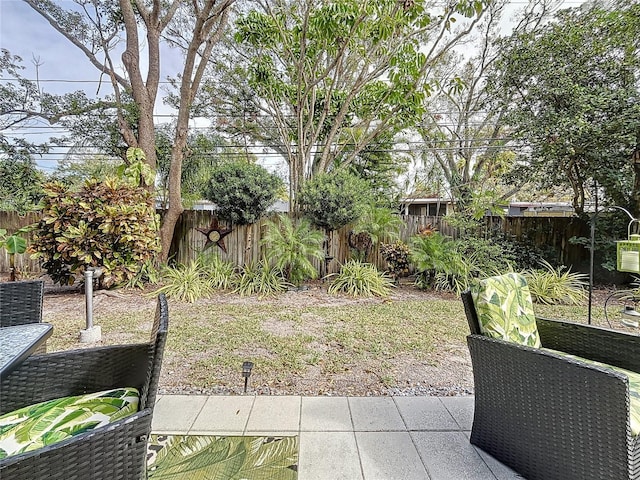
[154,259,214,303]
[200,252,237,290]
[327,260,394,297]
[234,259,289,297]
[524,259,588,305]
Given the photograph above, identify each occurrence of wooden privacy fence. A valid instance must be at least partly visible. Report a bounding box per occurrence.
[1,210,590,276]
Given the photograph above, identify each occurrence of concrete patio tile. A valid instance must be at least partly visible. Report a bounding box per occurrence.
[151,395,208,433]
[301,396,352,431]
[474,446,524,480]
[190,395,254,434]
[356,432,429,480]
[412,431,497,480]
[349,397,406,431]
[440,396,475,431]
[299,432,363,480]
[394,396,459,431]
[245,395,301,433]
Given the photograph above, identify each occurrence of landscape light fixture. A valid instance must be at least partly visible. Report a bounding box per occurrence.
[242,361,254,393]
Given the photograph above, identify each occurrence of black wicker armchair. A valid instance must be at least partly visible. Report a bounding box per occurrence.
[462,288,640,480]
[0,280,45,327]
[0,293,169,480]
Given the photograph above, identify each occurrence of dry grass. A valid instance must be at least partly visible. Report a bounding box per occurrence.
[42,285,627,396]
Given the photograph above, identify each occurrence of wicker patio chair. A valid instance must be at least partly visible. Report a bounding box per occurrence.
[0,293,169,480]
[462,275,640,480]
[0,279,45,327]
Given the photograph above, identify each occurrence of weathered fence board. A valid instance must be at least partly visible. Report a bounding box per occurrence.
[0,210,590,276]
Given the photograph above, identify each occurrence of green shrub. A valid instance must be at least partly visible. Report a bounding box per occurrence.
[29,178,160,287]
[204,162,282,225]
[327,260,394,297]
[524,260,588,305]
[298,170,372,231]
[154,260,214,303]
[200,252,237,290]
[234,259,289,297]
[453,236,514,275]
[261,215,324,286]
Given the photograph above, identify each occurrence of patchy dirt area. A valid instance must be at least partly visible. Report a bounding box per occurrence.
[41,281,475,397]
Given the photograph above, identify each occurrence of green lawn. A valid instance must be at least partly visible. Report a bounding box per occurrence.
[42,288,624,395]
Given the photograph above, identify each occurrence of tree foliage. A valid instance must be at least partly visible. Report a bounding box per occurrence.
[204,162,282,225]
[0,157,45,213]
[488,0,640,215]
[298,169,372,231]
[203,0,490,205]
[0,48,98,161]
[413,0,555,215]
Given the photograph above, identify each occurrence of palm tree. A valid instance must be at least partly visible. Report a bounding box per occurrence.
[261,215,325,286]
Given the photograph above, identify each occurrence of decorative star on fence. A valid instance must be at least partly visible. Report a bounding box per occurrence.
[196,218,232,253]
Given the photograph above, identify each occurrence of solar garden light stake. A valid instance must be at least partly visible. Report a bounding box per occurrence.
[242,361,254,393]
[80,267,103,343]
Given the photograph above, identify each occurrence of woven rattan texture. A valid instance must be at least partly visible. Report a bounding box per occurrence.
[462,290,640,480]
[0,280,44,327]
[0,294,168,480]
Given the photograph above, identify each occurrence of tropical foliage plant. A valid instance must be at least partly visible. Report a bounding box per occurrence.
[327,260,394,297]
[0,228,28,281]
[29,178,160,287]
[351,203,403,261]
[261,215,324,286]
[524,260,588,305]
[234,259,289,297]
[352,203,403,246]
[410,232,468,291]
[380,240,411,284]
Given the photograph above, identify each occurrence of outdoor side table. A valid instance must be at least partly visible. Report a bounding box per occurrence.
[0,323,53,380]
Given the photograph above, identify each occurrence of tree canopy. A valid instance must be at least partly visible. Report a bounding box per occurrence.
[488,0,640,215]
[202,0,490,207]
[414,0,554,215]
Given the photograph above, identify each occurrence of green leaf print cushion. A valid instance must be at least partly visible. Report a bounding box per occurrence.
[0,387,139,459]
[471,273,541,348]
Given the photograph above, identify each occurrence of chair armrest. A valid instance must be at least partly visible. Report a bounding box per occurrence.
[467,334,631,479]
[537,316,640,372]
[0,408,152,480]
[0,343,151,414]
